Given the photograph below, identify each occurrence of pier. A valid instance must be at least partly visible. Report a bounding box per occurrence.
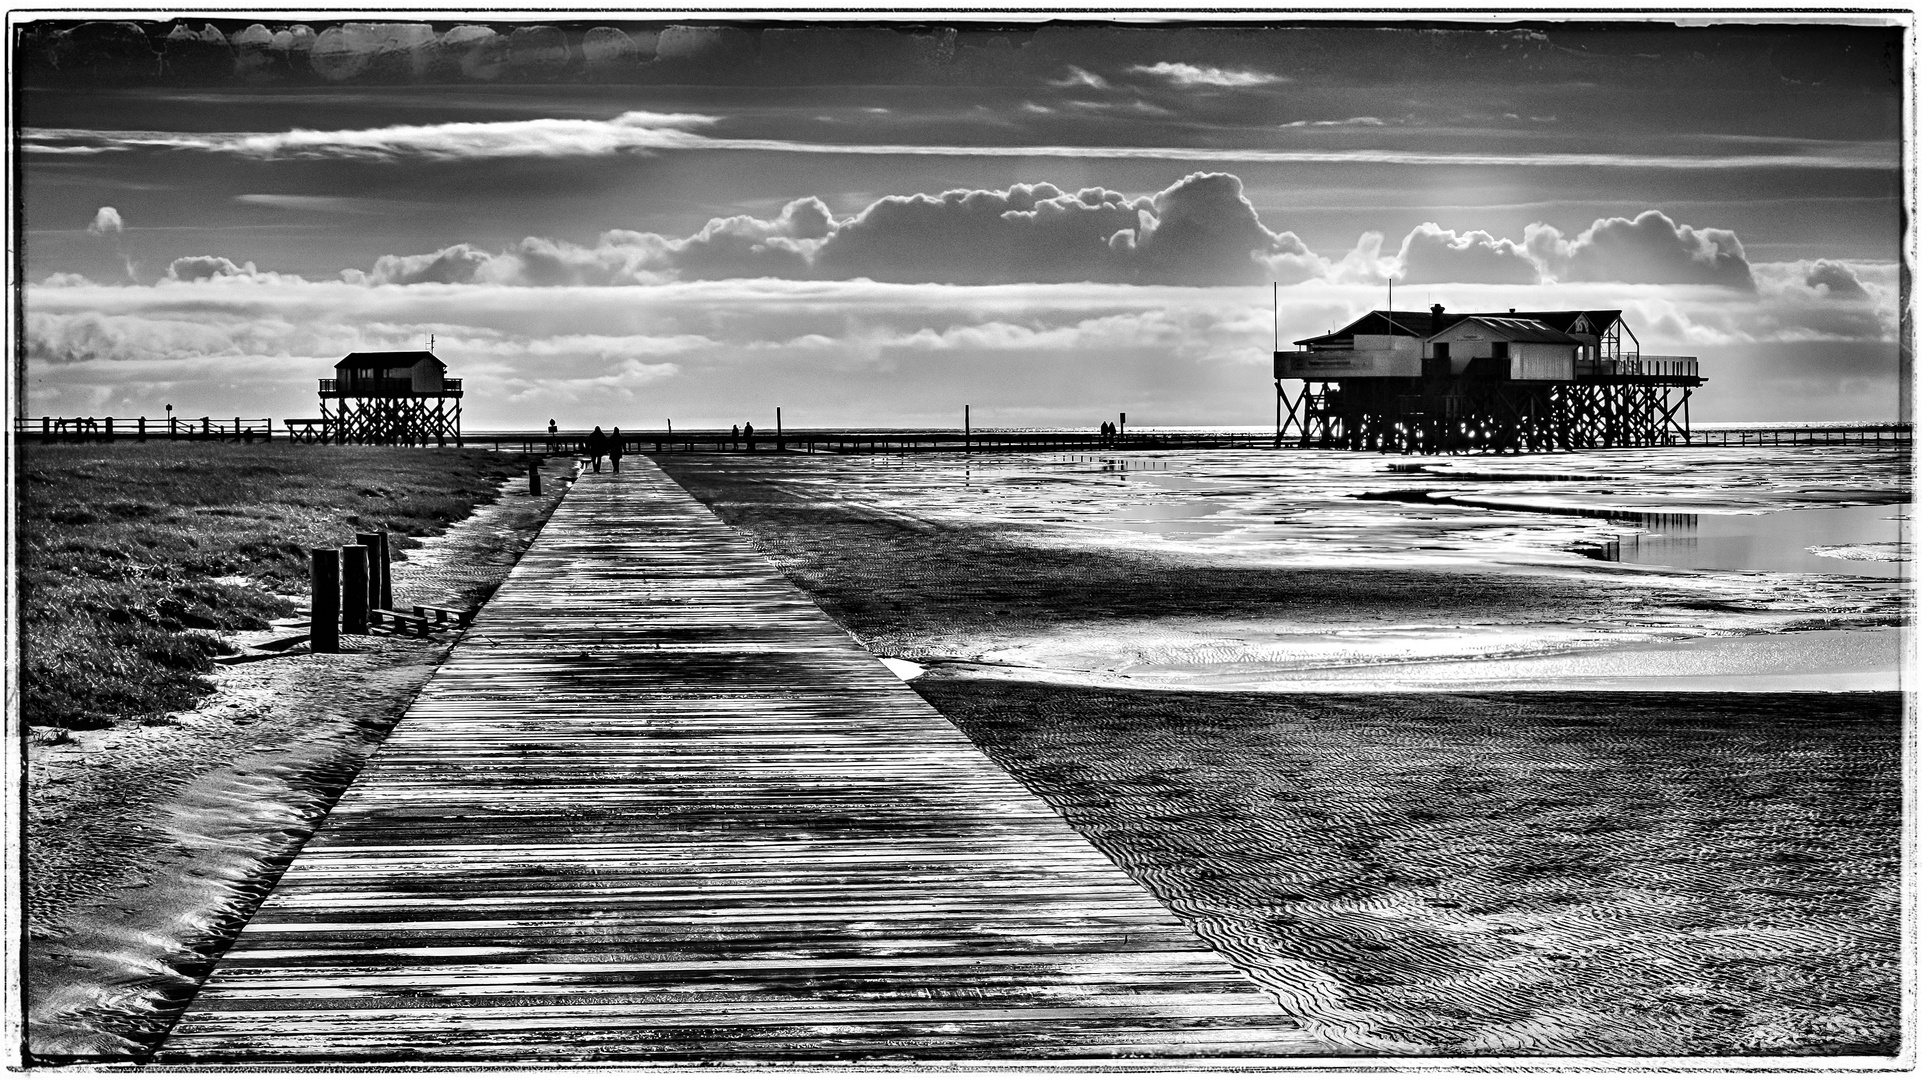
[19,418,1909,454]
[152,461,1329,1064]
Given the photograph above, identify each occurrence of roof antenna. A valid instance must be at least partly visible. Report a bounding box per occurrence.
[428,333,435,352]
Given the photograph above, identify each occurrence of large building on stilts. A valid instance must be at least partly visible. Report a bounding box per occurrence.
[1273,305,1702,453]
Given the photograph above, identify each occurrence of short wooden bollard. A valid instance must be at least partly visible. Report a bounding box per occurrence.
[310,548,340,654]
[355,533,387,625]
[529,462,542,497]
[376,531,392,612]
[341,544,370,635]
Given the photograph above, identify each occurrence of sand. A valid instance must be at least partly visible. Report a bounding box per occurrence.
[655,450,1906,1056]
[24,460,572,1062]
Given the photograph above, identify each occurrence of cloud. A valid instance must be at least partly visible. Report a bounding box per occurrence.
[25,117,1893,171]
[1525,211,1754,289]
[340,181,1772,295]
[23,274,1898,428]
[28,111,720,162]
[1395,224,1538,286]
[1049,65,1109,89]
[165,255,308,285]
[1281,117,1387,128]
[1803,259,1870,299]
[346,175,1312,288]
[235,193,393,214]
[86,206,123,235]
[1130,61,1285,87]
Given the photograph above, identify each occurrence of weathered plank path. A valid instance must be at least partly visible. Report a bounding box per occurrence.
[155,460,1330,1064]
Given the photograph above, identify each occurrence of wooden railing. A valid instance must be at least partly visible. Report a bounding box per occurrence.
[319,378,462,395]
[1691,423,1910,447]
[15,416,273,442]
[1605,355,1699,380]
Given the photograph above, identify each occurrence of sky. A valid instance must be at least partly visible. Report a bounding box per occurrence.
[18,18,1907,428]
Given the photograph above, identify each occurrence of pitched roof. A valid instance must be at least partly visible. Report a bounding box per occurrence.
[1295,310,1453,346]
[1499,310,1622,336]
[1295,308,1619,347]
[336,351,442,371]
[1441,316,1583,345]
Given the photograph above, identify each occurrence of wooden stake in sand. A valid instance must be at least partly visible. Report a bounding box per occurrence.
[341,545,370,636]
[309,548,339,654]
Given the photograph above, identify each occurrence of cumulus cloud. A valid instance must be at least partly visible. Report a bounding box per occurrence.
[86,206,123,235]
[1130,62,1285,87]
[165,255,308,285]
[348,174,1313,288]
[1396,224,1538,286]
[1804,258,1870,298]
[1524,210,1754,289]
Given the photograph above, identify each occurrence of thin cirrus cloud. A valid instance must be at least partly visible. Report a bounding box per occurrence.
[1129,61,1287,87]
[235,193,395,214]
[1282,117,1389,128]
[21,114,1895,171]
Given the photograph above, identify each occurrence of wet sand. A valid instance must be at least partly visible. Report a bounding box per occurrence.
[915,682,1901,1055]
[25,462,571,1061]
[656,450,1905,1056]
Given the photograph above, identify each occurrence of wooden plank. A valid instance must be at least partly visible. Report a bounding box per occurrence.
[152,459,1332,1064]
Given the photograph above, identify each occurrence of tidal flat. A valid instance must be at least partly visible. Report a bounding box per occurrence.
[657,446,1906,1055]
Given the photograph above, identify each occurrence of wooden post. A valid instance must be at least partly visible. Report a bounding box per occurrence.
[310,548,339,653]
[105,417,114,440]
[529,461,542,497]
[356,532,384,625]
[965,405,970,454]
[138,417,146,441]
[374,531,392,612]
[341,544,370,635]
[776,407,783,452]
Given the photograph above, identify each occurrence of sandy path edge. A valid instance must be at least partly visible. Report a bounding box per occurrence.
[23,458,577,1063]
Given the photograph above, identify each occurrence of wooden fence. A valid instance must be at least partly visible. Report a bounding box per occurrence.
[16,416,273,442]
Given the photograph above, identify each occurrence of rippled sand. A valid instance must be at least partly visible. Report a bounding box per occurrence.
[658,446,1907,1057]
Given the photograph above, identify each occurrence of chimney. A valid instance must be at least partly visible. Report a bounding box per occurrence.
[1430,303,1445,320]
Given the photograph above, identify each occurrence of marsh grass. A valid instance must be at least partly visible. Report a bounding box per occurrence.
[17,443,529,730]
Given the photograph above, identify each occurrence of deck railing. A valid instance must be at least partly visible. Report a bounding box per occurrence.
[319,377,462,395]
[1605,355,1699,380]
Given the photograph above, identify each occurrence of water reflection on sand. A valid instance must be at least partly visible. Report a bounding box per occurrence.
[808,445,1908,690]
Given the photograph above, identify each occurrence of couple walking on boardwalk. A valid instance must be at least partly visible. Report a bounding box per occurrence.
[586,426,624,473]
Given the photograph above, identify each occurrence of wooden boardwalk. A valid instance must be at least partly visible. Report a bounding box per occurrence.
[154,460,1331,1064]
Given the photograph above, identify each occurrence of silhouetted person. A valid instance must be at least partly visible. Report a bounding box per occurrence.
[547,418,558,452]
[609,427,624,474]
[588,425,606,473]
[732,423,740,451]
[744,422,755,452]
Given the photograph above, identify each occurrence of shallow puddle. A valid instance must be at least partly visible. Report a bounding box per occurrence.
[1589,503,1909,579]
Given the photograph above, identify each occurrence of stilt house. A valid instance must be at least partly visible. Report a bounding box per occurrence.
[1273,305,1701,452]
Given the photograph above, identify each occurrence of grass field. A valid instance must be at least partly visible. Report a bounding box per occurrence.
[17,443,531,730]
